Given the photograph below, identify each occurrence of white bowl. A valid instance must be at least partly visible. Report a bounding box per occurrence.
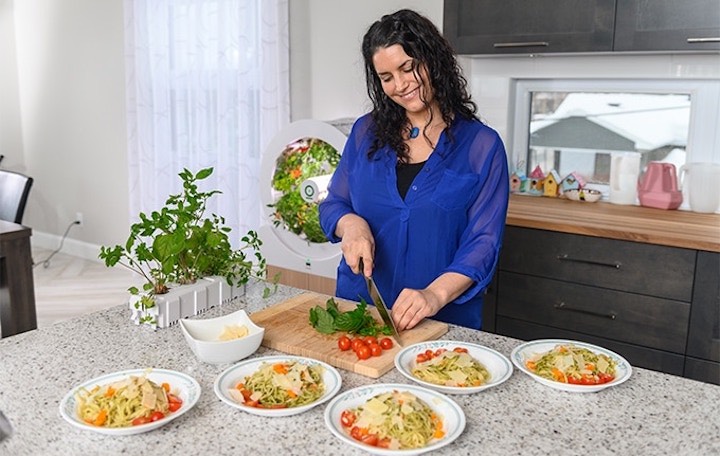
[324,383,466,455]
[214,355,342,417]
[179,309,264,364]
[563,188,602,202]
[510,339,632,393]
[59,369,201,435]
[394,340,513,395]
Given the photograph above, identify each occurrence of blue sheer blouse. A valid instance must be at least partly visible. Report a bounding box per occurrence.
[319,114,509,329]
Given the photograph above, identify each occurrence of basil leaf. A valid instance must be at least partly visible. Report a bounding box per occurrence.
[314,308,336,334]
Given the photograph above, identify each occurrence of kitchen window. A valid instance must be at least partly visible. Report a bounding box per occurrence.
[509,79,720,196]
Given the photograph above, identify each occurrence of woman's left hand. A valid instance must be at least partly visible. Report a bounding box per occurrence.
[390,288,443,331]
[390,272,473,331]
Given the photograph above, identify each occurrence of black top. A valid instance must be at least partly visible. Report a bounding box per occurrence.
[396,161,427,200]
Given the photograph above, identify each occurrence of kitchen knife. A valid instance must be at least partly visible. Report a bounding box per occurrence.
[0,410,12,442]
[359,258,403,346]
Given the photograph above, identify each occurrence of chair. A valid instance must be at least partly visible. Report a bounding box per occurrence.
[0,169,33,224]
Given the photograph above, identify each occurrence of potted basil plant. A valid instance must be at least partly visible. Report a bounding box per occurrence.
[99,167,271,328]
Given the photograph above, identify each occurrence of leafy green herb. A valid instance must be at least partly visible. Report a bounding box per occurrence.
[308,297,392,336]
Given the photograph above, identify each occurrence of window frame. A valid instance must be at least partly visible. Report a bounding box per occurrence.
[508,78,720,187]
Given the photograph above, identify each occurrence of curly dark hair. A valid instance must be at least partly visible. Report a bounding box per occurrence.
[361,9,477,162]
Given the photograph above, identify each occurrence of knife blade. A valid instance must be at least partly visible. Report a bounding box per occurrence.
[359,258,403,346]
[0,410,12,442]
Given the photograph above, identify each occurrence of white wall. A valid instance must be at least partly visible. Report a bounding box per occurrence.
[0,0,23,171]
[290,0,443,121]
[3,0,129,259]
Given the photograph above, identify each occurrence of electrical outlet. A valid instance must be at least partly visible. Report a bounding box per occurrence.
[75,212,84,227]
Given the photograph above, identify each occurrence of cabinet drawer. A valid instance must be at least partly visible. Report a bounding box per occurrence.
[500,227,696,301]
[496,317,686,376]
[687,251,720,362]
[497,272,690,353]
[684,357,720,386]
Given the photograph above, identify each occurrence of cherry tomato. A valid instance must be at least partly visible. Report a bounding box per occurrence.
[361,434,379,446]
[453,347,468,353]
[340,410,356,428]
[377,438,392,448]
[132,416,151,426]
[369,343,383,357]
[149,411,165,422]
[362,336,378,346]
[338,335,352,351]
[351,338,366,352]
[356,345,371,360]
[168,401,182,412]
[434,349,447,357]
[379,337,394,350]
[424,349,435,360]
[416,353,429,363]
[598,372,615,384]
[350,426,363,440]
[567,375,582,385]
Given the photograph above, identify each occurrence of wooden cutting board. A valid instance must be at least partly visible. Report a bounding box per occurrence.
[249,292,448,378]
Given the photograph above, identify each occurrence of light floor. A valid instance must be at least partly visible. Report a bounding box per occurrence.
[31,246,142,328]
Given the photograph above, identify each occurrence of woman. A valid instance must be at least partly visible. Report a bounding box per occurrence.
[319,9,509,331]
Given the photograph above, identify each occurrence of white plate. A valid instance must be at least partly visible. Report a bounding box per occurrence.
[214,355,342,417]
[394,340,513,394]
[324,383,466,456]
[59,369,201,435]
[511,339,632,393]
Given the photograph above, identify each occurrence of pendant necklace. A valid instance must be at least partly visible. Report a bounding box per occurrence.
[409,126,420,139]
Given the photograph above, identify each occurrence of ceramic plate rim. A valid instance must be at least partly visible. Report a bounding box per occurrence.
[394,340,513,394]
[510,339,632,393]
[58,368,201,435]
[213,355,342,417]
[324,383,466,456]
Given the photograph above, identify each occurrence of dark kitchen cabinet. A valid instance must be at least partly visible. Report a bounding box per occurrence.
[685,251,720,384]
[489,226,719,384]
[443,0,616,55]
[444,0,720,55]
[615,0,720,52]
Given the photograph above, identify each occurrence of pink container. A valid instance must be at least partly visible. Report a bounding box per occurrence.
[637,162,683,210]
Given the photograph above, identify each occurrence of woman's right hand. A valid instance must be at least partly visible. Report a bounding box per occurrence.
[336,213,375,276]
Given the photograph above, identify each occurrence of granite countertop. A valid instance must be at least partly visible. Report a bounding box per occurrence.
[1,283,719,455]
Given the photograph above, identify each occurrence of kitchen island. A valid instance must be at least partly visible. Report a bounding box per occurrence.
[1,283,718,455]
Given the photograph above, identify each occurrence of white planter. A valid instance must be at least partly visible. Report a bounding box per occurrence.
[203,276,246,306]
[128,277,246,329]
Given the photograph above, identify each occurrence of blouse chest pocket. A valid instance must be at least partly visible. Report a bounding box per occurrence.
[430,169,479,211]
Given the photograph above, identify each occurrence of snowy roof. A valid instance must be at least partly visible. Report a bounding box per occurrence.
[531,93,690,151]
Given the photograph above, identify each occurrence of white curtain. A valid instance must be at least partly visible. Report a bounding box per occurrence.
[124,0,289,244]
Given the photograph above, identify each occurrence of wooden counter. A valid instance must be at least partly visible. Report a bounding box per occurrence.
[507,194,720,252]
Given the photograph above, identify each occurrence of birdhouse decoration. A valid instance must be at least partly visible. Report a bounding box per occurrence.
[560,171,586,194]
[543,170,562,197]
[510,170,528,193]
[527,165,545,196]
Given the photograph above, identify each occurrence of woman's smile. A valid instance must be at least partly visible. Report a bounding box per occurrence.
[372,44,434,115]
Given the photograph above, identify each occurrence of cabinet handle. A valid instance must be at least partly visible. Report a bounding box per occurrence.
[493,41,549,48]
[556,254,621,269]
[687,37,720,43]
[554,302,617,320]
